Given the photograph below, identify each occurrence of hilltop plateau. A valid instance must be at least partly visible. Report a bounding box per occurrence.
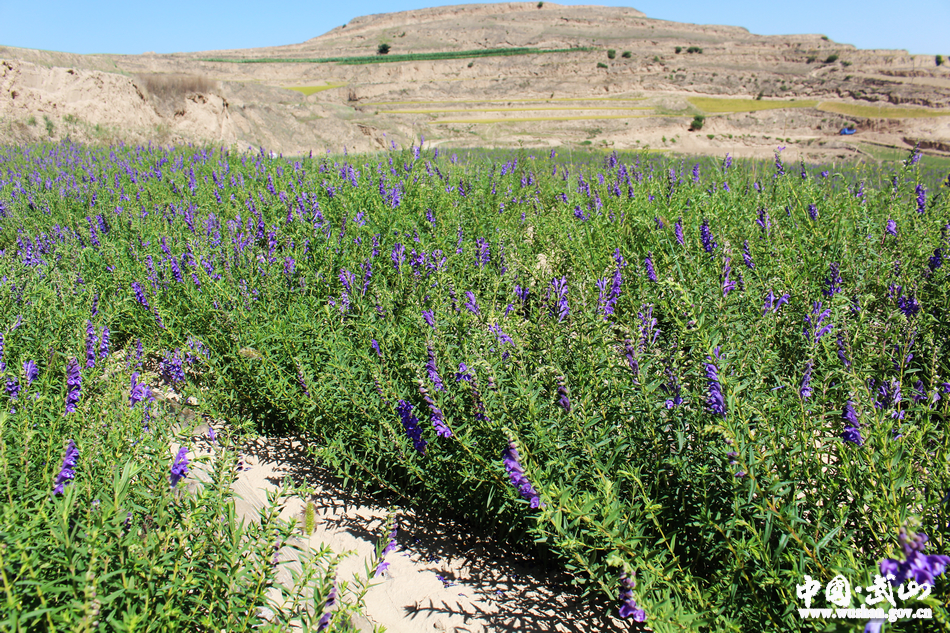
[2,2,949,160]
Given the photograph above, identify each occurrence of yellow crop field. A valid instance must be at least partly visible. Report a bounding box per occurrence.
[366,96,648,106]
[688,97,819,113]
[816,102,950,119]
[435,114,653,124]
[381,106,653,114]
[286,84,347,96]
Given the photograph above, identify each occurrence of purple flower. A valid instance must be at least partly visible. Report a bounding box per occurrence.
[419,382,452,438]
[705,358,726,417]
[129,372,152,407]
[556,377,571,413]
[929,248,945,272]
[897,292,920,317]
[131,281,149,308]
[915,184,927,214]
[551,276,569,322]
[316,583,337,631]
[841,400,863,446]
[391,243,405,271]
[397,400,427,454]
[807,204,818,221]
[475,237,491,266]
[422,309,436,330]
[464,291,480,315]
[804,302,833,344]
[618,573,647,621]
[885,219,898,236]
[823,262,843,297]
[674,217,685,245]
[425,346,444,392]
[99,326,110,359]
[64,357,81,414]
[85,321,98,369]
[722,257,736,296]
[53,439,79,495]
[879,528,950,588]
[644,253,657,283]
[799,361,813,400]
[455,363,473,382]
[169,447,189,487]
[700,218,717,254]
[502,441,543,508]
[23,360,38,386]
[160,350,185,385]
[742,240,754,270]
[371,339,382,357]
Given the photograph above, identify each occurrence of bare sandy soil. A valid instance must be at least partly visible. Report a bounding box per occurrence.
[1,2,949,161]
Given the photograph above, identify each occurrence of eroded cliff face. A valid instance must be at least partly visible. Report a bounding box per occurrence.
[1,2,948,158]
[0,59,236,147]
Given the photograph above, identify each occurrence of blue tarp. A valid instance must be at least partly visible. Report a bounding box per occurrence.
[840,128,856,135]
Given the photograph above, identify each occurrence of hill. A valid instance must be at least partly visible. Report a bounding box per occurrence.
[2,2,949,160]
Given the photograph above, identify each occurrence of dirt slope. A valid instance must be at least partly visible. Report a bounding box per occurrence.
[1,2,948,160]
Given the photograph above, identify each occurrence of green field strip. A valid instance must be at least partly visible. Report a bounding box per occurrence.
[380,106,654,114]
[199,47,593,66]
[286,84,347,96]
[435,114,654,124]
[688,97,819,114]
[816,101,950,119]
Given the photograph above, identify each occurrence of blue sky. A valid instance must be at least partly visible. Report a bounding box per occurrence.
[0,1,945,56]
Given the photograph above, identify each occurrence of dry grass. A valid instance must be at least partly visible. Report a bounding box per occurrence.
[688,97,819,114]
[816,101,950,119]
[136,74,216,101]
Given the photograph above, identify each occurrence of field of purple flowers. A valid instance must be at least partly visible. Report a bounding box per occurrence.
[0,139,948,632]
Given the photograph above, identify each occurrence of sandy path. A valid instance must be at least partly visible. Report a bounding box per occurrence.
[176,420,628,633]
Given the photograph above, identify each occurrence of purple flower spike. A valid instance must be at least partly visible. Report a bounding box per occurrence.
[64,357,81,414]
[464,291,481,315]
[556,377,571,413]
[316,583,337,632]
[85,321,98,369]
[420,382,452,438]
[705,358,726,417]
[170,447,189,487]
[644,253,657,283]
[23,360,38,386]
[425,346,445,392]
[841,401,863,446]
[397,400,427,454]
[502,441,543,508]
[53,439,79,495]
[879,528,950,588]
[618,573,647,621]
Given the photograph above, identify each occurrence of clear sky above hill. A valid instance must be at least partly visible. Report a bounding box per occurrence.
[0,0,945,57]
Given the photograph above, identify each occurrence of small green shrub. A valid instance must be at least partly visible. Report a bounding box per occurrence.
[26,115,36,126]
[653,56,660,63]
[675,46,682,54]
[607,49,616,59]
[686,46,703,54]
[43,115,55,136]
[806,55,817,63]
[467,61,474,68]
[824,53,839,63]
[377,43,390,55]
[936,54,944,66]
[537,1,543,7]
[707,134,715,139]
[621,51,631,58]
[756,91,764,100]
[842,60,852,67]
[689,114,705,131]
[597,62,608,69]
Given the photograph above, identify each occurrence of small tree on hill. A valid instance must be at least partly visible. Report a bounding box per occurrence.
[689,114,705,131]
[377,43,390,55]
[607,49,616,59]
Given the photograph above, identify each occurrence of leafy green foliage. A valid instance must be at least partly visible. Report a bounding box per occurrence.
[0,140,948,631]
